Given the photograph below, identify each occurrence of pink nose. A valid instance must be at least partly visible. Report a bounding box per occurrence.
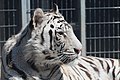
[74,48,81,54]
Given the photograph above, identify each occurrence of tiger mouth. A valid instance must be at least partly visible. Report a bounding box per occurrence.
[60,53,78,63]
[45,52,78,64]
[43,49,78,65]
[45,52,77,59]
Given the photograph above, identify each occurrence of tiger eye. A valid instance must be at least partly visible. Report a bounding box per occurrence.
[58,32,64,35]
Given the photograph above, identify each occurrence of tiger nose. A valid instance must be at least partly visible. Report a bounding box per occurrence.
[74,48,81,54]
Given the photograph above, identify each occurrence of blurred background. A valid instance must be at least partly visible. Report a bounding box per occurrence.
[0,0,120,77]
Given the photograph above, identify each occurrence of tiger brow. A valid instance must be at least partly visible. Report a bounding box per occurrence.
[53,16,62,20]
[57,20,65,23]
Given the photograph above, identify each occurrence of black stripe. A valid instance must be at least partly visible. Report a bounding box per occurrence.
[48,65,60,79]
[60,43,65,52]
[78,63,88,70]
[116,70,120,76]
[91,65,99,72]
[69,75,72,80]
[80,68,92,80]
[96,59,104,70]
[86,57,94,60]
[110,59,114,67]
[47,17,52,24]
[40,25,46,45]
[49,65,63,80]
[74,66,88,80]
[57,20,65,23]
[112,67,115,79]
[53,16,62,20]
[49,29,53,50]
[74,66,82,75]
[106,61,110,73]
[60,24,63,27]
[82,58,96,66]
[71,66,81,77]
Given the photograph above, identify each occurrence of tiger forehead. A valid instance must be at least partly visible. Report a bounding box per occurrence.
[45,12,71,30]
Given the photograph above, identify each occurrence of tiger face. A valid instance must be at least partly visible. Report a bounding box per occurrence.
[24,5,82,69]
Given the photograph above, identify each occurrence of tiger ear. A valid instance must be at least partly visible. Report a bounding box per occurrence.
[32,8,44,25]
[53,3,59,13]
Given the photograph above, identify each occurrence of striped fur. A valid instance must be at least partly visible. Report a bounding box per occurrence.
[60,56,120,80]
[2,5,120,80]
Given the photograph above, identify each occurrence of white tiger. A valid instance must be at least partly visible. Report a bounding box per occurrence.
[1,4,120,80]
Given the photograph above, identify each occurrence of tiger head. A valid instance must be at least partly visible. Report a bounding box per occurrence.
[24,5,82,70]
